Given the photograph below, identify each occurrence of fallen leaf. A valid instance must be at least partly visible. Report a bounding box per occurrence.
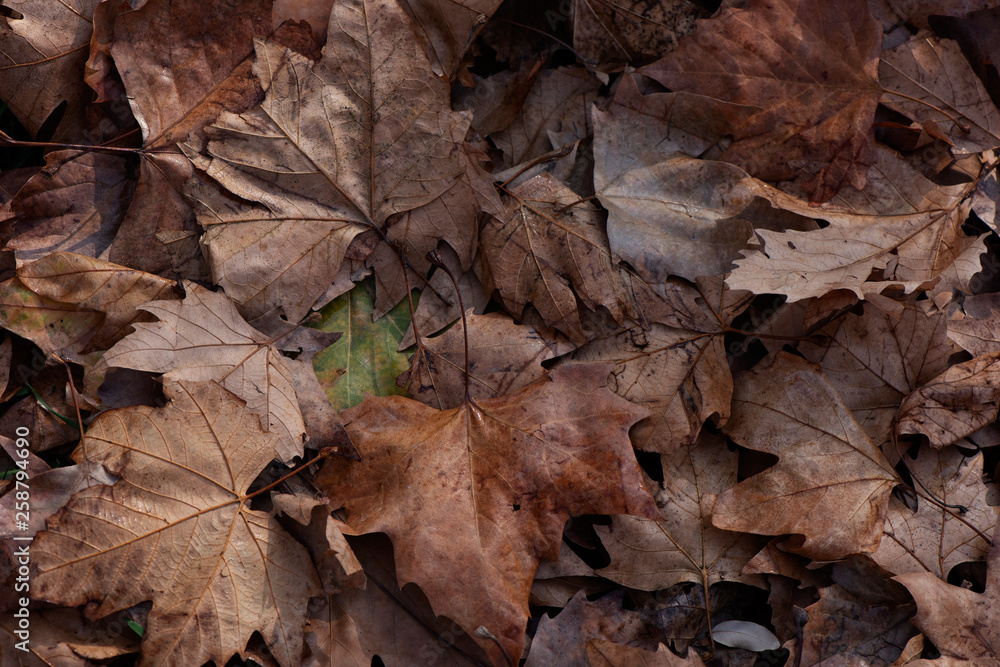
[873,446,996,577]
[640,0,882,201]
[716,353,900,560]
[880,35,1000,154]
[102,281,307,461]
[317,364,658,664]
[17,252,179,351]
[0,608,140,666]
[727,146,986,302]
[895,522,1000,666]
[594,432,764,591]
[399,0,505,78]
[798,300,950,451]
[32,381,321,667]
[572,276,750,453]
[523,590,658,667]
[0,277,101,358]
[0,0,98,140]
[310,278,412,411]
[187,0,477,320]
[402,310,574,410]
[481,171,636,344]
[586,639,707,667]
[711,620,780,652]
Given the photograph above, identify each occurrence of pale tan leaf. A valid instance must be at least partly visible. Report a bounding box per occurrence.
[895,351,1000,449]
[880,35,1000,154]
[873,447,996,577]
[717,353,900,560]
[728,146,986,301]
[481,171,636,344]
[17,252,179,351]
[102,281,306,461]
[595,433,765,591]
[32,382,321,667]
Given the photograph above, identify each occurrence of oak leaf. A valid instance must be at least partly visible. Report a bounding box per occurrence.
[716,353,900,560]
[587,640,707,667]
[895,516,1000,666]
[316,364,658,665]
[188,0,477,320]
[594,433,764,592]
[102,281,307,461]
[31,381,321,667]
[873,446,996,577]
[640,0,882,201]
[571,276,751,453]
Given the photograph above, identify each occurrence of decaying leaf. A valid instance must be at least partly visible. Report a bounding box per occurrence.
[102,281,307,460]
[640,0,883,201]
[586,639,707,667]
[32,381,321,667]
[716,353,900,559]
[873,446,996,577]
[317,364,658,664]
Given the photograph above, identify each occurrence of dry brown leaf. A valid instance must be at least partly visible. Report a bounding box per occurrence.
[6,150,132,264]
[895,517,1000,666]
[490,67,600,168]
[402,310,574,410]
[800,562,916,667]
[727,146,986,302]
[571,276,750,453]
[895,351,1000,449]
[798,300,950,451]
[481,171,636,344]
[0,0,98,141]
[317,364,658,664]
[523,590,658,667]
[17,252,179,351]
[0,277,101,358]
[948,304,1000,356]
[398,0,504,78]
[187,0,477,321]
[717,353,900,560]
[571,0,706,69]
[640,0,882,201]
[0,608,140,666]
[32,381,321,667]
[586,639,707,667]
[883,0,1000,28]
[880,35,1000,154]
[873,446,996,577]
[102,281,307,461]
[594,432,764,591]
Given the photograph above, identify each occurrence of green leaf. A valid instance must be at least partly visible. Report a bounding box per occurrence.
[311,278,413,411]
[127,620,144,637]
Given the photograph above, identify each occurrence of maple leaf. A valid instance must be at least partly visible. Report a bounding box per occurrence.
[716,352,901,560]
[482,171,636,344]
[571,276,751,453]
[316,364,658,665]
[640,0,883,201]
[102,281,307,461]
[873,446,996,577]
[586,639,707,667]
[594,433,764,592]
[186,0,480,321]
[31,381,321,667]
[895,516,1000,665]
